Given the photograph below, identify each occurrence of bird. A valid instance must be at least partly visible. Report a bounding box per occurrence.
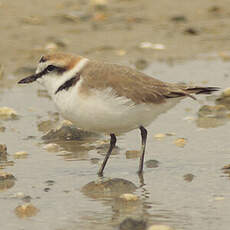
[18,52,219,176]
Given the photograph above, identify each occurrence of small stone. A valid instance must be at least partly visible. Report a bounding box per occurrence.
[119,218,147,230]
[42,124,97,141]
[14,192,25,198]
[147,225,174,230]
[14,151,28,159]
[139,42,165,50]
[154,133,166,140]
[222,164,230,170]
[165,132,176,136]
[214,196,225,201]
[43,143,60,152]
[145,160,159,168]
[15,204,39,218]
[0,144,7,156]
[174,138,187,147]
[184,173,195,182]
[0,107,18,120]
[44,187,50,192]
[81,178,137,199]
[126,150,140,159]
[222,88,230,97]
[0,172,15,191]
[119,193,139,201]
[45,180,55,186]
[22,195,32,203]
[0,171,15,181]
[184,27,198,35]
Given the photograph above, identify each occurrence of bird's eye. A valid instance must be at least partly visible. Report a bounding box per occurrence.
[46,65,56,72]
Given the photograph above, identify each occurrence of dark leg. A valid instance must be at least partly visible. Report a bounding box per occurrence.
[98,133,116,177]
[138,126,147,175]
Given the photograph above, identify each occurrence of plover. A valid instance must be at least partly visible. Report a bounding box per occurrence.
[18,53,219,176]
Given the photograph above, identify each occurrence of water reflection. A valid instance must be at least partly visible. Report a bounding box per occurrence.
[79,175,182,229]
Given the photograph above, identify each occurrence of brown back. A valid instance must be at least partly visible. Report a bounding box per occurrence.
[80,61,192,104]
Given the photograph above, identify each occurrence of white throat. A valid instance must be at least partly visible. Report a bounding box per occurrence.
[38,58,89,97]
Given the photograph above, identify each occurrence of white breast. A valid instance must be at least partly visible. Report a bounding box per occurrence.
[52,79,181,134]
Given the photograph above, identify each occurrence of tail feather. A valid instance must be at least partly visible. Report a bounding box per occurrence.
[185,86,220,95]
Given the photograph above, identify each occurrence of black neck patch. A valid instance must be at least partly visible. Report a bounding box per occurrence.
[55,73,81,94]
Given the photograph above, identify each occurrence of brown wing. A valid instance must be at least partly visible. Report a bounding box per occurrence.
[80,61,194,104]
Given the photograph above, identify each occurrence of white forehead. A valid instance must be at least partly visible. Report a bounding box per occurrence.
[35,61,51,74]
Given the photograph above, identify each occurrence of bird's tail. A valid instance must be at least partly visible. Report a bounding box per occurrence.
[185,86,220,95]
[165,86,220,100]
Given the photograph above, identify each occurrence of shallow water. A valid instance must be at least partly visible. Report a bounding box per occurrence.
[0,58,230,230]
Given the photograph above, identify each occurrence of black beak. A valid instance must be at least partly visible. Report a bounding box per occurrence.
[18,74,39,84]
[18,70,45,84]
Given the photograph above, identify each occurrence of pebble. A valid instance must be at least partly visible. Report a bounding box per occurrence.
[145,160,159,168]
[42,124,97,141]
[147,225,174,230]
[0,172,15,191]
[81,178,137,199]
[198,105,228,118]
[184,27,198,35]
[13,151,28,159]
[174,138,187,147]
[184,173,195,182]
[139,42,165,50]
[43,143,60,152]
[222,164,230,170]
[119,193,139,201]
[0,171,15,181]
[214,196,225,201]
[222,88,230,97]
[15,204,39,218]
[154,133,166,140]
[0,107,18,120]
[0,144,7,156]
[14,192,26,198]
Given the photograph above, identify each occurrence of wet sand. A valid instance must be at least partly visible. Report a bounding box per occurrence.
[1,1,230,230]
